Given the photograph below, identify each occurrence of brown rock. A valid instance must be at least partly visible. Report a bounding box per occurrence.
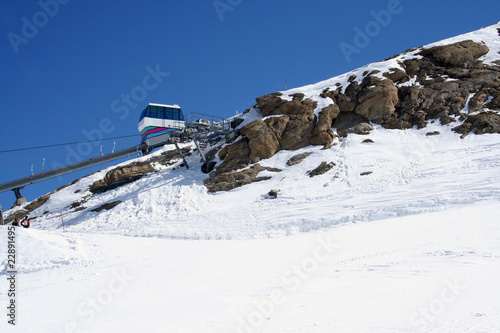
[255,92,286,117]
[310,104,340,146]
[91,200,122,212]
[264,115,289,141]
[4,209,29,224]
[280,114,315,150]
[90,164,153,194]
[308,162,335,177]
[204,164,280,192]
[335,81,359,112]
[256,93,316,118]
[486,93,500,111]
[90,147,191,194]
[468,91,489,112]
[333,113,374,137]
[452,111,500,136]
[419,40,489,67]
[383,68,408,82]
[286,152,312,166]
[355,77,399,124]
[217,139,251,174]
[240,120,281,163]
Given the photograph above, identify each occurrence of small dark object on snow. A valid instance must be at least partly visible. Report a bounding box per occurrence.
[202,161,217,174]
[91,200,122,212]
[268,189,280,199]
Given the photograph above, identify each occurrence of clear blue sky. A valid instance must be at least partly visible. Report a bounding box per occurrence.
[1,0,499,207]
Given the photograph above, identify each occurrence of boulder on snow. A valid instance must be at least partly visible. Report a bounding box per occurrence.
[4,209,29,224]
[90,164,154,194]
[333,113,373,137]
[204,164,281,192]
[91,200,122,212]
[308,162,335,177]
[267,189,280,199]
[286,152,312,166]
[418,40,489,67]
[90,147,191,194]
[452,111,500,136]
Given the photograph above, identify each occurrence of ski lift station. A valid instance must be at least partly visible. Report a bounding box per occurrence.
[139,103,186,145]
[0,103,235,207]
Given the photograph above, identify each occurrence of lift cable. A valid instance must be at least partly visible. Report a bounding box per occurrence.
[0,134,140,154]
[0,149,68,164]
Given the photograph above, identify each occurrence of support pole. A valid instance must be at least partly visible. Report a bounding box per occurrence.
[174,143,189,170]
[194,140,207,163]
[12,188,27,206]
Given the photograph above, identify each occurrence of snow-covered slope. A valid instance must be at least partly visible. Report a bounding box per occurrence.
[1,22,500,333]
[13,122,500,241]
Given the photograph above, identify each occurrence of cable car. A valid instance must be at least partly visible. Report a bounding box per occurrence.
[138,103,186,146]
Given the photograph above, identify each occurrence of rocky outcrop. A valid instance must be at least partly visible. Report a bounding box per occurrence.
[333,112,374,137]
[254,93,320,149]
[90,164,153,194]
[90,147,191,194]
[355,76,399,124]
[217,139,251,174]
[240,118,283,163]
[204,164,282,192]
[205,34,500,192]
[310,104,339,145]
[418,40,490,66]
[4,209,29,224]
[5,189,57,223]
[452,111,500,136]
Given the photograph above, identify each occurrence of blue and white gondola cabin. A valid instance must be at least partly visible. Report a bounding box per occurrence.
[138,103,186,145]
